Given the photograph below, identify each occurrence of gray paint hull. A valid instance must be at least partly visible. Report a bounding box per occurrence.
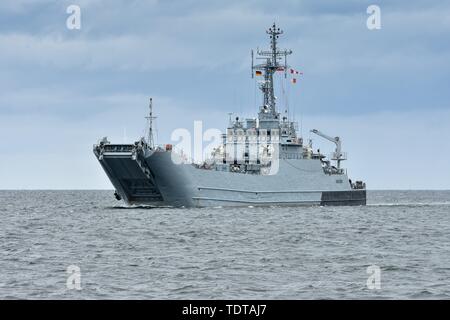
[94,147,366,207]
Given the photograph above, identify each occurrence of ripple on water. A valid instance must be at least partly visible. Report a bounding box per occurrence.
[0,190,450,299]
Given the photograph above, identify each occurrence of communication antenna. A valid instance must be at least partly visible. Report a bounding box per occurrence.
[251,49,254,79]
[145,98,157,148]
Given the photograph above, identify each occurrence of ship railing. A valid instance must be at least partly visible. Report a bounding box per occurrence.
[328,151,348,161]
[323,166,347,175]
[351,181,366,189]
[102,144,134,153]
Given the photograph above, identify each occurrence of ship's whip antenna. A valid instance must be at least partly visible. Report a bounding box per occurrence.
[145,98,157,148]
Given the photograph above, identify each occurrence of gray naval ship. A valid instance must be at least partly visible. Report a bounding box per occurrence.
[93,24,366,207]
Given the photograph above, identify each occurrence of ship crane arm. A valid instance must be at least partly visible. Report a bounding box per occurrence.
[310,129,344,169]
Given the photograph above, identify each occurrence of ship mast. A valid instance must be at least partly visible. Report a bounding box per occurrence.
[145,98,157,148]
[252,23,292,116]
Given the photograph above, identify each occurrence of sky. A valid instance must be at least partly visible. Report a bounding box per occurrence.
[0,0,449,189]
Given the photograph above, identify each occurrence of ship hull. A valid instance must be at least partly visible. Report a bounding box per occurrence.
[93,25,368,208]
[94,145,366,207]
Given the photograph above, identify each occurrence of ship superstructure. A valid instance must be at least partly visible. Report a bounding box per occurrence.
[93,24,366,207]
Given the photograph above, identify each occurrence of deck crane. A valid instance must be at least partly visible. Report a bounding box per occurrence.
[310,129,346,171]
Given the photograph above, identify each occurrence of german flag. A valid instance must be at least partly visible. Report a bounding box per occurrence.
[255,70,263,76]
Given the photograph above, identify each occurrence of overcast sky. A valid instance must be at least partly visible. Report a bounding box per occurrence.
[1,0,449,189]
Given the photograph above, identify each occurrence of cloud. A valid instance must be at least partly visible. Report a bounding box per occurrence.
[2,1,450,75]
[0,33,230,71]
[1,0,450,189]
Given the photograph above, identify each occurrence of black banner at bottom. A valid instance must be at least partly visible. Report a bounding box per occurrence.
[1,300,447,318]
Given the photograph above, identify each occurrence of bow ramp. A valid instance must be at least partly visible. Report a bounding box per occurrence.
[93,138,164,205]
